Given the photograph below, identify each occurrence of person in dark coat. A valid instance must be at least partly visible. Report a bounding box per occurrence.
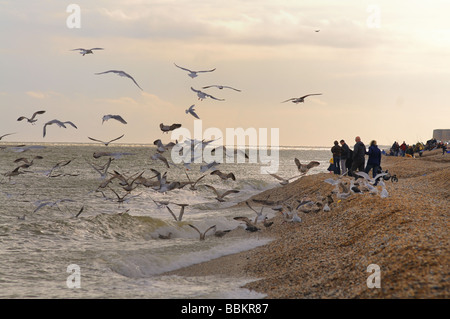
[364,140,382,185]
[351,136,366,178]
[331,140,342,174]
[339,139,350,175]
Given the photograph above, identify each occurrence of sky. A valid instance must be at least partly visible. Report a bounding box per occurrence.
[1,0,449,147]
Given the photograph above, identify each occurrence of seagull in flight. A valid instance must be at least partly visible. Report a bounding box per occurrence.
[17,110,46,124]
[165,203,189,222]
[43,119,77,137]
[95,70,143,90]
[245,201,266,224]
[102,114,127,125]
[185,104,200,119]
[188,224,217,241]
[269,173,301,186]
[294,158,320,174]
[71,48,104,56]
[174,63,216,78]
[191,87,225,101]
[160,123,182,133]
[88,134,125,146]
[210,170,236,181]
[202,85,241,92]
[282,94,322,104]
[202,184,239,202]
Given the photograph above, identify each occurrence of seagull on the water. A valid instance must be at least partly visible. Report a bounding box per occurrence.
[43,119,77,137]
[102,114,127,125]
[188,224,217,241]
[294,158,320,174]
[185,104,200,119]
[95,70,143,90]
[282,94,322,104]
[17,110,46,124]
[174,63,216,78]
[88,134,124,146]
[191,87,225,101]
[202,85,241,92]
[71,48,104,56]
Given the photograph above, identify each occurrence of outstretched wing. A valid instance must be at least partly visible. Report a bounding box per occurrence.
[196,68,216,73]
[174,63,193,73]
[307,161,320,169]
[88,136,105,144]
[205,93,225,101]
[63,121,78,129]
[281,98,296,103]
[166,206,178,221]
[221,189,240,198]
[108,134,125,143]
[122,72,143,91]
[294,158,301,169]
[31,110,46,120]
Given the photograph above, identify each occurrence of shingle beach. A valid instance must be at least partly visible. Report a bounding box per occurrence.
[167,149,449,298]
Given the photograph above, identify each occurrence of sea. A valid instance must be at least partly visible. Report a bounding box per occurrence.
[0,142,331,299]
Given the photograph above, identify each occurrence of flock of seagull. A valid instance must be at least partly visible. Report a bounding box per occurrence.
[0,46,327,241]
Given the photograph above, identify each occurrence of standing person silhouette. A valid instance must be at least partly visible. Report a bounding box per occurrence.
[339,139,350,175]
[351,136,366,179]
[331,140,342,175]
[364,140,382,185]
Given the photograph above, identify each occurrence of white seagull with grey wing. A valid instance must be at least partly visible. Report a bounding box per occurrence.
[95,70,143,91]
[174,63,216,78]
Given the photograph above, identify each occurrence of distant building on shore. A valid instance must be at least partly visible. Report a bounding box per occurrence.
[433,129,450,141]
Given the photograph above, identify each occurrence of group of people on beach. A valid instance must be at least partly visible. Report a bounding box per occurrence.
[329,136,382,185]
[389,138,448,157]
